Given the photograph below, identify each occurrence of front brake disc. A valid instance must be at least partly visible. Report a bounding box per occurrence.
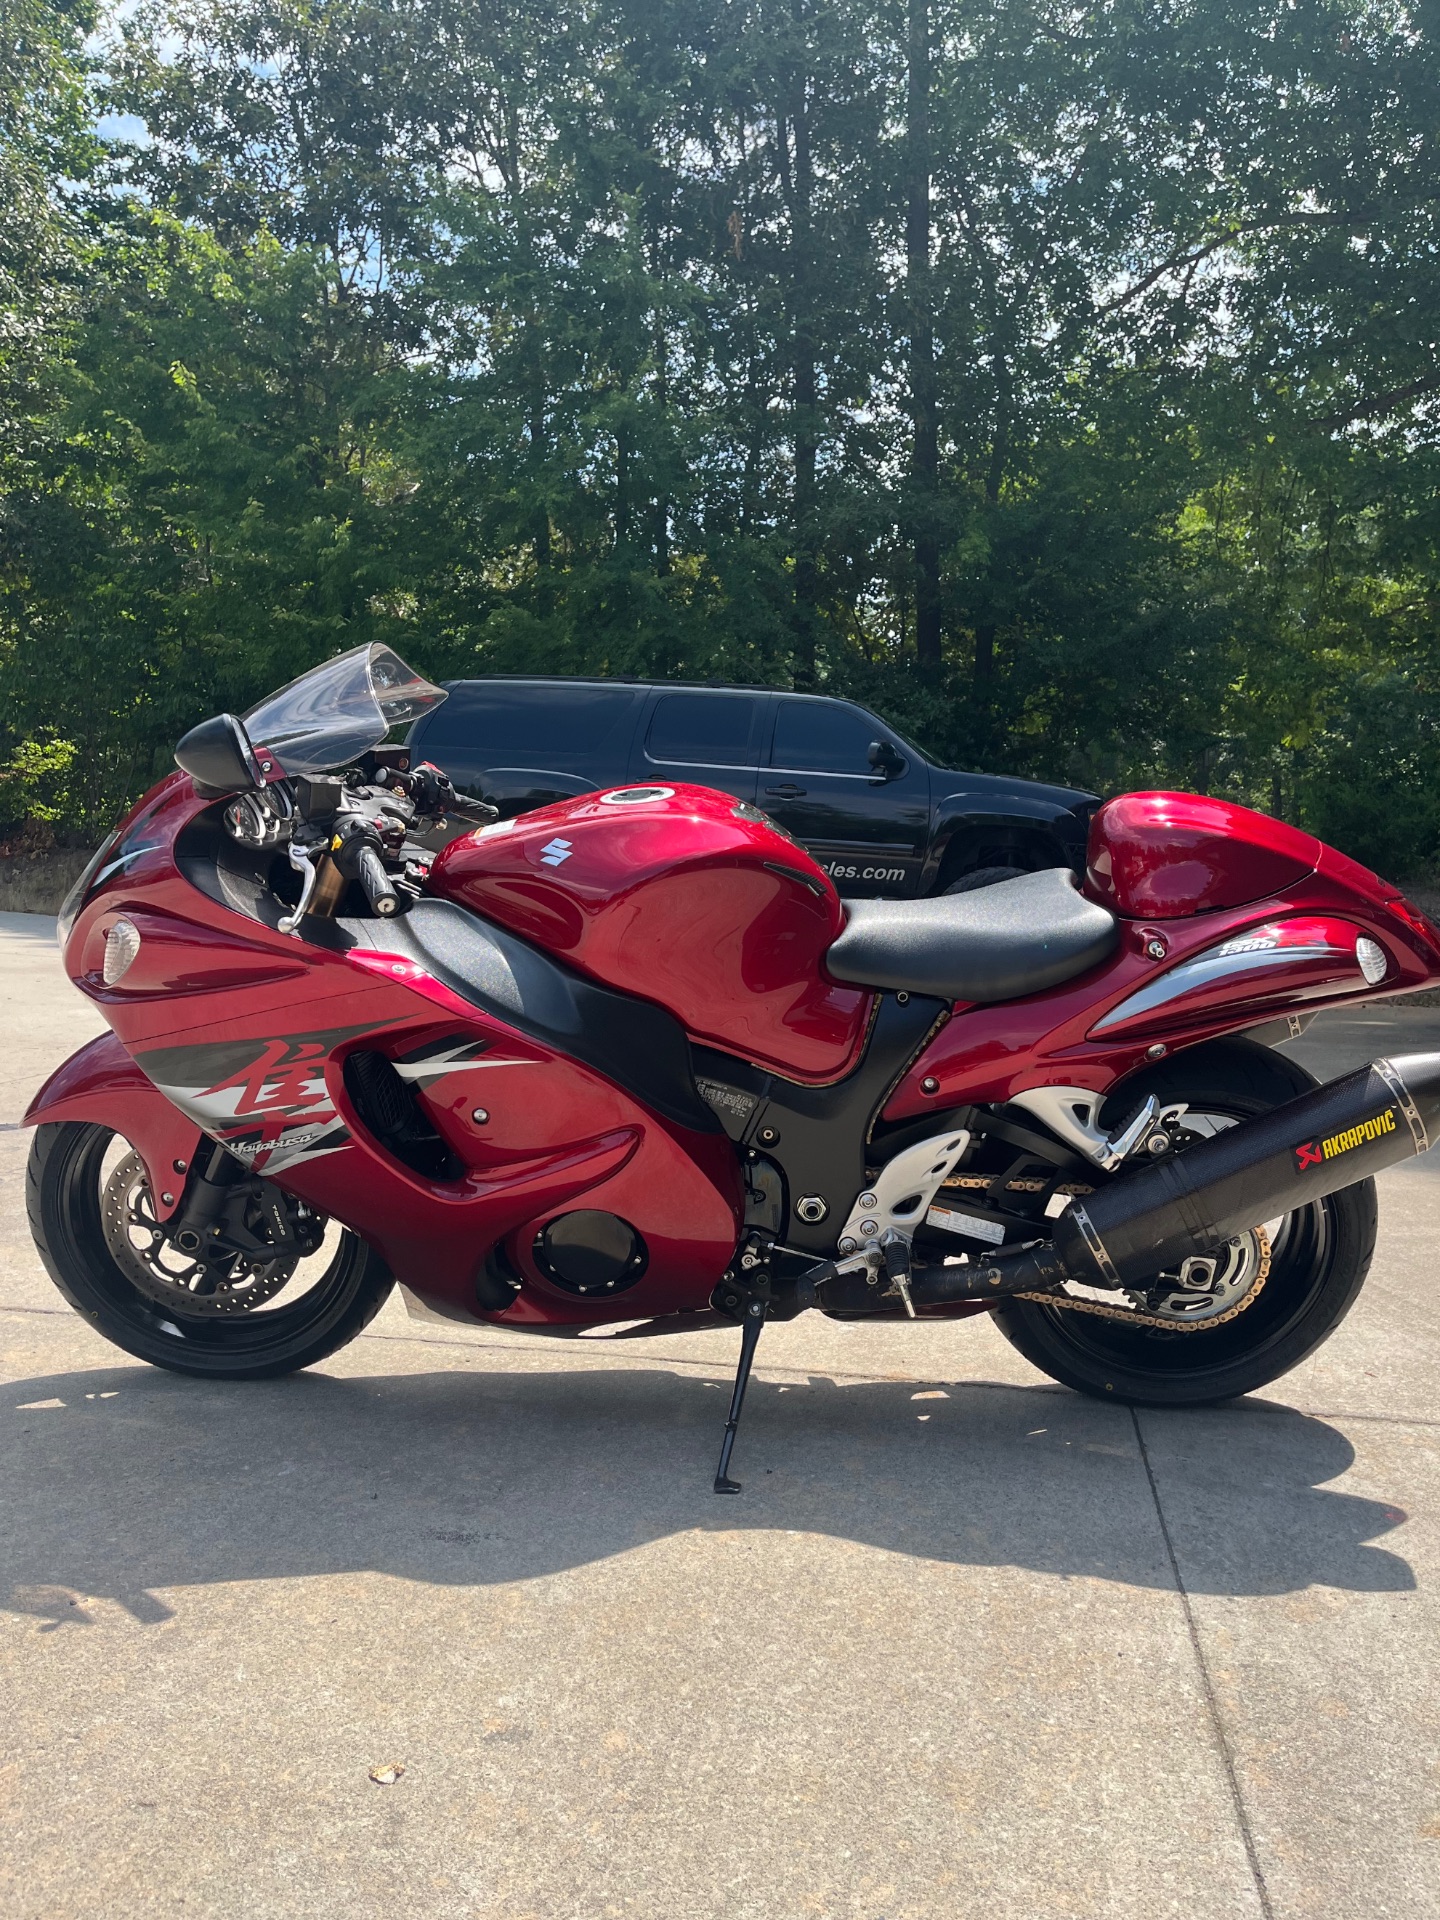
[101,1150,296,1316]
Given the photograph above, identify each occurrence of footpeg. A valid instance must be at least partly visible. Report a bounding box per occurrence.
[880,1229,916,1317]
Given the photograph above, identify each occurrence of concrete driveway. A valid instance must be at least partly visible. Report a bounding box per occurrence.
[4,908,1440,1918]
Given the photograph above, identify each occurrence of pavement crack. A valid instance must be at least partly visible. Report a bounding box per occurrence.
[1132,1405,1275,1920]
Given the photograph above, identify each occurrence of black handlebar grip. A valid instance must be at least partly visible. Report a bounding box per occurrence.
[448,793,500,826]
[354,842,400,917]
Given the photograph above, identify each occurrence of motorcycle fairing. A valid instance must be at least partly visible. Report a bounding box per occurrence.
[41,789,747,1324]
[26,1032,205,1225]
[336,899,724,1137]
[123,1024,375,1175]
[881,874,1440,1124]
[1090,916,1387,1038]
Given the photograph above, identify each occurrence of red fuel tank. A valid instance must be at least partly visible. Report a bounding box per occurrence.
[1087,792,1321,919]
[428,784,874,1081]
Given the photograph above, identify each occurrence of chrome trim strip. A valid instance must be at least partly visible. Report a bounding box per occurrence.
[1374,1059,1429,1157]
[1067,1204,1120,1286]
[1092,944,1354,1033]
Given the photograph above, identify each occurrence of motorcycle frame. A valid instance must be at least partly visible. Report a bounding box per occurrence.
[28,769,1440,1331]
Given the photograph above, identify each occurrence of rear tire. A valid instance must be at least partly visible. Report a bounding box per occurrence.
[27,1121,394,1378]
[991,1044,1378,1406]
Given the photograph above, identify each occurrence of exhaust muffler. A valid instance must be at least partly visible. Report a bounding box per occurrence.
[816,1052,1440,1310]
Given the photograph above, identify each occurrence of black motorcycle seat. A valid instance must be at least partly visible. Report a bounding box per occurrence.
[824,867,1118,1003]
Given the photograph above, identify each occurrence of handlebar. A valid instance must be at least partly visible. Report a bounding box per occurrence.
[445,793,501,827]
[325,816,402,918]
[353,841,400,917]
[374,762,498,826]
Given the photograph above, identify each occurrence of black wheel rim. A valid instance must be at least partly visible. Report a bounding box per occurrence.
[72,1128,365,1359]
[1032,1195,1335,1379]
[1031,1100,1340,1381]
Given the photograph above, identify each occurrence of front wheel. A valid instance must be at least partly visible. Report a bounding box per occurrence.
[991,1045,1379,1406]
[27,1122,394,1378]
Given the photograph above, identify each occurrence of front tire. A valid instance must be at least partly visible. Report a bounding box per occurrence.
[991,1044,1378,1406]
[27,1122,394,1378]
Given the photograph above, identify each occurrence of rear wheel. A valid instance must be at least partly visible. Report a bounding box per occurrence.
[27,1121,394,1377]
[991,1045,1378,1406]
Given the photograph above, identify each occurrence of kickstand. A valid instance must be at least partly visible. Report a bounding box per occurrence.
[713,1300,767,1494]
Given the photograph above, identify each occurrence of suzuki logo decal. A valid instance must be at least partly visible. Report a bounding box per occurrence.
[540,837,574,867]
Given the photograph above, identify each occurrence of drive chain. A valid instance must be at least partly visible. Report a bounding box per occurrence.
[935,1176,1273,1332]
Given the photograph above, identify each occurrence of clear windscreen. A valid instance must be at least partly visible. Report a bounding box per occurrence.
[243,644,447,777]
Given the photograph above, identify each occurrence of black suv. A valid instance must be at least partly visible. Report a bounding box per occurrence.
[408,679,1099,898]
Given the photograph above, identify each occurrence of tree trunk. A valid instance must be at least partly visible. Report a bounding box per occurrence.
[907,0,941,674]
[974,365,1009,712]
[615,415,632,548]
[529,392,550,574]
[650,221,671,574]
[787,50,818,691]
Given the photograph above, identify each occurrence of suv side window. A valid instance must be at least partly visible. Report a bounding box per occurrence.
[771,700,884,775]
[421,684,639,766]
[645,693,762,768]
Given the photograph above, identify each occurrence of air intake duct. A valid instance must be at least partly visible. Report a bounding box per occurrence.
[906,1053,1440,1306]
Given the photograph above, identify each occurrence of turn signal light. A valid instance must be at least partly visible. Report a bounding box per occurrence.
[102,917,141,986]
[1356,936,1389,984]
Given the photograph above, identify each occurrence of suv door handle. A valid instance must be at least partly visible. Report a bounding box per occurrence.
[765,784,807,798]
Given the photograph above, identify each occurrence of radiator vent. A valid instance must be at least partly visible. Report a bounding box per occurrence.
[344,1050,462,1182]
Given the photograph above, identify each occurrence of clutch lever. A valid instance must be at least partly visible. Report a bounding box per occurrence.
[278,841,325,935]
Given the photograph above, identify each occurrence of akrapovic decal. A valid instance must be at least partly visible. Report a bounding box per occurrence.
[1294,1107,1398,1173]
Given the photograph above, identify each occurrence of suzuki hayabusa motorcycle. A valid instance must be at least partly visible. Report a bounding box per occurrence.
[27,645,1440,1490]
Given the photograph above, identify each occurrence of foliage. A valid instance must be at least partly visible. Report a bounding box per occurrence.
[2,0,1439,872]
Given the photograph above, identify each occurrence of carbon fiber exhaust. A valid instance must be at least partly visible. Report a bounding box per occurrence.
[818,1053,1440,1310]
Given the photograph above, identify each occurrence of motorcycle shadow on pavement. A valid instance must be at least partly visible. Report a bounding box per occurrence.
[1,1356,1413,1628]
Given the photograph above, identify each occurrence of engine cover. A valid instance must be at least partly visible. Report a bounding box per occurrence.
[535,1210,647,1295]
[428,784,874,1080]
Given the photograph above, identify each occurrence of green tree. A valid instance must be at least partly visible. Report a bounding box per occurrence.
[4,0,1440,872]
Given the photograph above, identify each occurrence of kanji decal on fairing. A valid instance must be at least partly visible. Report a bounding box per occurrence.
[132,1024,378,1172]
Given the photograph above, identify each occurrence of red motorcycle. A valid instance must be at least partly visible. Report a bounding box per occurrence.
[27,646,1440,1490]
